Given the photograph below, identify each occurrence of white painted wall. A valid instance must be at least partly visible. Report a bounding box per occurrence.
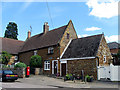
[110,63,120,81]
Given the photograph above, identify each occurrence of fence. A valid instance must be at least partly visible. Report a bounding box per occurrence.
[98,63,120,81]
[110,64,120,81]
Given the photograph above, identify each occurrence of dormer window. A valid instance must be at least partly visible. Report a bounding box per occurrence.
[67,33,69,39]
[48,47,54,54]
[34,50,37,55]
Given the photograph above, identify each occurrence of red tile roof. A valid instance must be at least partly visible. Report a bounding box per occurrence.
[0,37,24,55]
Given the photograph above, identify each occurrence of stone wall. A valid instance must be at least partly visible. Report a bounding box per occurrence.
[67,59,97,80]
[2,68,26,78]
[60,20,78,55]
[97,36,113,66]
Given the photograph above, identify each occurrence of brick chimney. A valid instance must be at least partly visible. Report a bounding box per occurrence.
[27,30,31,39]
[43,22,49,34]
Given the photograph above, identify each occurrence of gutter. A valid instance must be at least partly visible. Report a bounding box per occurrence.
[60,57,96,61]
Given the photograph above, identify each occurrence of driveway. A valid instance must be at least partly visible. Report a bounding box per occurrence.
[2,75,120,89]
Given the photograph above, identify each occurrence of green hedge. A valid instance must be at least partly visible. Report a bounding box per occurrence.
[15,62,27,68]
[30,55,42,68]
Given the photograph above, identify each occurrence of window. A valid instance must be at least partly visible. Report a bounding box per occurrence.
[34,50,37,55]
[48,47,54,54]
[103,55,106,63]
[67,33,69,39]
[14,56,18,60]
[44,60,50,70]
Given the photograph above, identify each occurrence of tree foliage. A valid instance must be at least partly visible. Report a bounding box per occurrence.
[15,62,27,68]
[4,22,18,40]
[1,51,12,65]
[30,55,42,68]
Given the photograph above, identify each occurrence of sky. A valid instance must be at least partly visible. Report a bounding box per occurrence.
[1,0,119,43]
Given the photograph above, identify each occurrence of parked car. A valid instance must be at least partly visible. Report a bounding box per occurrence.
[0,70,18,82]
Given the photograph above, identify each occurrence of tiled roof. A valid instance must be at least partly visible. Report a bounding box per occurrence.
[0,37,24,54]
[19,25,67,53]
[108,42,120,49]
[62,34,103,58]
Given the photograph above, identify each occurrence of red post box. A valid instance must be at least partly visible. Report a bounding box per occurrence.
[26,66,30,77]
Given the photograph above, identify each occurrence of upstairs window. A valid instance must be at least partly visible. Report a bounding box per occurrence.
[67,33,69,39]
[48,47,54,54]
[14,56,18,61]
[34,50,37,55]
[103,55,106,63]
[44,60,50,70]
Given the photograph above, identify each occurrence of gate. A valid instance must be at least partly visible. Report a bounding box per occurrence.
[98,66,110,80]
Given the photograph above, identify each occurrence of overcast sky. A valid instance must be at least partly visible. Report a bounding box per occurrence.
[1,0,119,43]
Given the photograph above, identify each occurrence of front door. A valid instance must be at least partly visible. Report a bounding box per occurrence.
[61,63,66,76]
[52,60,58,75]
[54,61,57,75]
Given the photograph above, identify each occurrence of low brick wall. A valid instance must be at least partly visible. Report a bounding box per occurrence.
[67,59,97,80]
[2,68,26,78]
[30,67,43,75]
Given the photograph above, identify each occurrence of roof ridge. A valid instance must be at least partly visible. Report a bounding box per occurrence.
[0,37,24,42]
[77,34,103,39]
[28,25,67,39]
[49,25,67,32]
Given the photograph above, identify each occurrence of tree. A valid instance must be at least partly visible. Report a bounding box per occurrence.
[4,22,18,40]
[30,55,42,68]
[1,51,12,65]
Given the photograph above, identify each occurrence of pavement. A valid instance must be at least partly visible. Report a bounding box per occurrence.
[1,75,120,89]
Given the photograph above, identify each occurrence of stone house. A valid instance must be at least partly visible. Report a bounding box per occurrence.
[1,20,113,79]
[60,34,112,80]
[0,37,24,65]
[108,42,120,65]
[18,20,78,75]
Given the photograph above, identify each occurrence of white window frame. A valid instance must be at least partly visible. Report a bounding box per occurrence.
[103,55,106,63]
[48,47,54,54]
[44,60,50,70]
[34,50,37,55]
[14,56,18,61]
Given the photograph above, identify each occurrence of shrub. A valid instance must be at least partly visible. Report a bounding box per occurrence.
[1,51,12,65]
[65,74,72,80]
[30,55,42,68]
[15,62,27,68]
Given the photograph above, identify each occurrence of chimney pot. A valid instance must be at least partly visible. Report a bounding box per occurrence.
[27,30,31,39]
[43,22,49,34]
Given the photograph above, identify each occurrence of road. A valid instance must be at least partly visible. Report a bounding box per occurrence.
[1,75,120,89]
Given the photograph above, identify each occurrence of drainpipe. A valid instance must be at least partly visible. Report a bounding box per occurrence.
[96,56,99,80]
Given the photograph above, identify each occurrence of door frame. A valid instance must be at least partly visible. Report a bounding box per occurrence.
[52,60,58,74]
[60,60,67,76]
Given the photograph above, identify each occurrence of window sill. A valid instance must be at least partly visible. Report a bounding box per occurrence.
[47,53,54,55]
[44,69,50,71]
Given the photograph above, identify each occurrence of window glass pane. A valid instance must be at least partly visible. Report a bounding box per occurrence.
[44,60,50,70]
[48,64,50,69]
[4,70,13,74]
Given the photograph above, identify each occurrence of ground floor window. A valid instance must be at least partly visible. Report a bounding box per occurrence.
[44,60,50,70]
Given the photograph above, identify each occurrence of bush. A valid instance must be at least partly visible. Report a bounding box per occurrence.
[15,62,27,68]
[65,74,73,80]
[30,55,42,68]
[1,51,12,65]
